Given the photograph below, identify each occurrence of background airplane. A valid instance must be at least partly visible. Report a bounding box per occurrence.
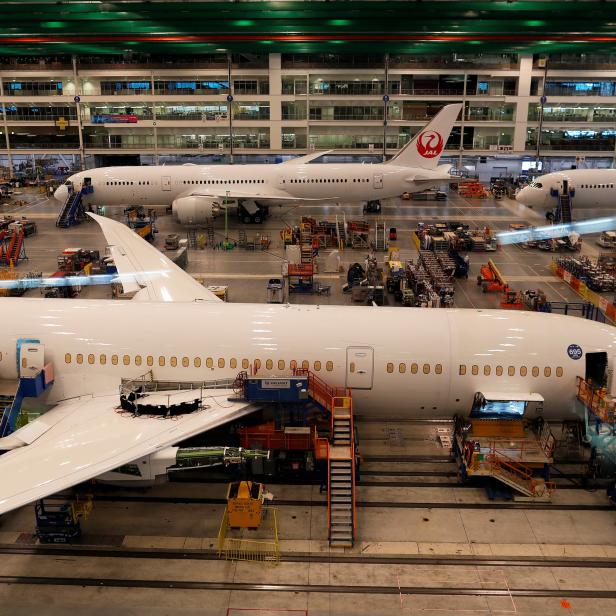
[53,104,462,224]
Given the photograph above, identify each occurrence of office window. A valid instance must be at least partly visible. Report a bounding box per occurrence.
[544,367,551,377]
[532,366,539,377]
[194,357,201,368]
[471,365,478,375]
[278,359,286,370]
[314,360,321,371]
[459,365,466,375]
[147,356,153,366]
[484,365,491,376]
[206,357,213,368]
[242,358,249,369]
[410,363,418,374]
[182,357,189,368]
[170,356,177,367]
[266,359,273,370]
[496,365,503,376]
[435,364,442,375]
[135,355,142,366]
[76,354,83,365]
[387,362,394,374]
[218,358,225,368]
[100,354,107,365]
[158,356,165,366]
[123,355,130,366]
[520,366,527,376]
[65,353,71,364]
[230,358,237,369]
[556,366,563,377]
[508,366,515,376]
[423,364,430,374]
[326,361,333,372]
[399,363,406,374]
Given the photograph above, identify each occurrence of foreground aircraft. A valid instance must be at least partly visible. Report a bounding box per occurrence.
[0,213,614,514]
[517,168,616,212]
[53,104,462,223]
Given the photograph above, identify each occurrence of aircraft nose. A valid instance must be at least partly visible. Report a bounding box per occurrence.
[516,186,534,206]
[53,185,68,202]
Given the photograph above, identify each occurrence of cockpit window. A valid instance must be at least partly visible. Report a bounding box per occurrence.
[64,180,72,186]
[533,182,542,189]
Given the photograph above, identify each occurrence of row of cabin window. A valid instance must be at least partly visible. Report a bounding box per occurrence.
[182,179,265,185]
[105,181,151,186]
[288,178,370,184]
[386,363,442,374]
[581,183,615,189]
[64,353,334,372]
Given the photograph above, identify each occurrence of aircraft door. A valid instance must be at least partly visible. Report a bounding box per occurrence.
[162,176,172,191]
[346,346,374,389]
[373,174,383,190]
[20,342,44,378]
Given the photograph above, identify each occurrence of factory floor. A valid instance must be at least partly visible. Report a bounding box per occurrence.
[1,189,615,614]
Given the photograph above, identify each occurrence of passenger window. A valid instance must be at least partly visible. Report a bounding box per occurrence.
[170,356,177,367]
[496,366,503,376]
[147,356,153,367]
[387,362,394,374]
[135,355,142,366]
[65,353,71,364]
[520,366,527,377]
[206,357,213,368]
[471,365,478,375]
[302,360,309,370]
[254,359,261,370]
[399,363,406,374]
[266,359,273,370]
[423,364,430,374]
[123,355,130,366]
[435,364,442,375]
[182,357,189,368]
[410,363,418,374]
[194,357,202,368]
[278,359,285,370]
[532,366,539,377]
[544,367,551,377]
[100,354,107,365]
[158,356,165,366]
[484,365,491,376]
[230,358,237,369]
[218,358,225,368]
[76,354,83,365]
[459,365,466,375]
[349,362,356,373]
[556,367,563,377]
[87,354,94,365]
[508,366,515,376]
[326,361,333,372]
[314,360,321,371]
[242,359,249,369]
[290,360,297,371]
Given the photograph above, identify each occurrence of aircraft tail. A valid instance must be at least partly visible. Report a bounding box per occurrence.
[386,103,462,169]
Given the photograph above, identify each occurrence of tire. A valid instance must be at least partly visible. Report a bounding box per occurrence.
[243,215,251,224]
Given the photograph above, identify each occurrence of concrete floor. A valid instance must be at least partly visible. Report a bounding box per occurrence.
[1,188,616,614]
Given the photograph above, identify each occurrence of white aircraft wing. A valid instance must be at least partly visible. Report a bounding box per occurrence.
[0,390,259,515]
[89,213,221,302]
[280,150,333,165]
[182,186,334,202]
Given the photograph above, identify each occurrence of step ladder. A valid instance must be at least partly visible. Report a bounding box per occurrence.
[335,214,347,250]
[238,229,247,249]
[436,427,452,449]
[374,222,387,252]
[56,188,88,228]
[557,195,572,223]
[328,398,355,548]
[206,220,215,247]
[186,228,198,249]
[300,223,313,264]
[0,229,26,266]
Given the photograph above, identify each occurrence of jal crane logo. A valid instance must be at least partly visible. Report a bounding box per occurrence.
[416,130,444,159]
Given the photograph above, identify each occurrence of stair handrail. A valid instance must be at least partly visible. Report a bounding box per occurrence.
[487,447,534,484]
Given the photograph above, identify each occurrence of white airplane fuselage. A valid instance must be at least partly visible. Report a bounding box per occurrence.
[517,168,616,210]
[0,298,611,420]
[54,162,429,207]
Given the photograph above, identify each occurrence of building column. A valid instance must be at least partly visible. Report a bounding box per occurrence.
[0,77,13,173]
[513,54,533,152]
[269,53,282,151]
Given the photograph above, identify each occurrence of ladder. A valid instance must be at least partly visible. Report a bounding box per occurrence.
[328,397,355,547]
[374,222,387,251]
[557,195,572,224]
[238,229,247,249]
[56,189,86,228]
[0,230,26,266]
[335,214,347,250]
[300,223,313,264]
[487,450,553,499]
[206,219,215,247]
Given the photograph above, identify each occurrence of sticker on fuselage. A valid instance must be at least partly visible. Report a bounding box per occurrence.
[567,344,583,360]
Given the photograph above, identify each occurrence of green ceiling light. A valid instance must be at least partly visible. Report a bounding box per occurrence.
[233,20,254,27]
[525,20,546,27]
[328,19,351,26]
[41,21,66,29]
[260,40,273,45]
[331,40,345,44]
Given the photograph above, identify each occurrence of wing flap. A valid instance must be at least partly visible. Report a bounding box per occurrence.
[0,391,259,515]
[89,213,221,302]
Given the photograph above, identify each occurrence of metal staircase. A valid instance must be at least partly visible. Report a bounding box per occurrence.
[186,228,198,249]
[557,195,572,224]
[487,450,552,499]
[0,229,26,266]
[56,186,91,228]
[300,222,314,264]
[335,214,347,250]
